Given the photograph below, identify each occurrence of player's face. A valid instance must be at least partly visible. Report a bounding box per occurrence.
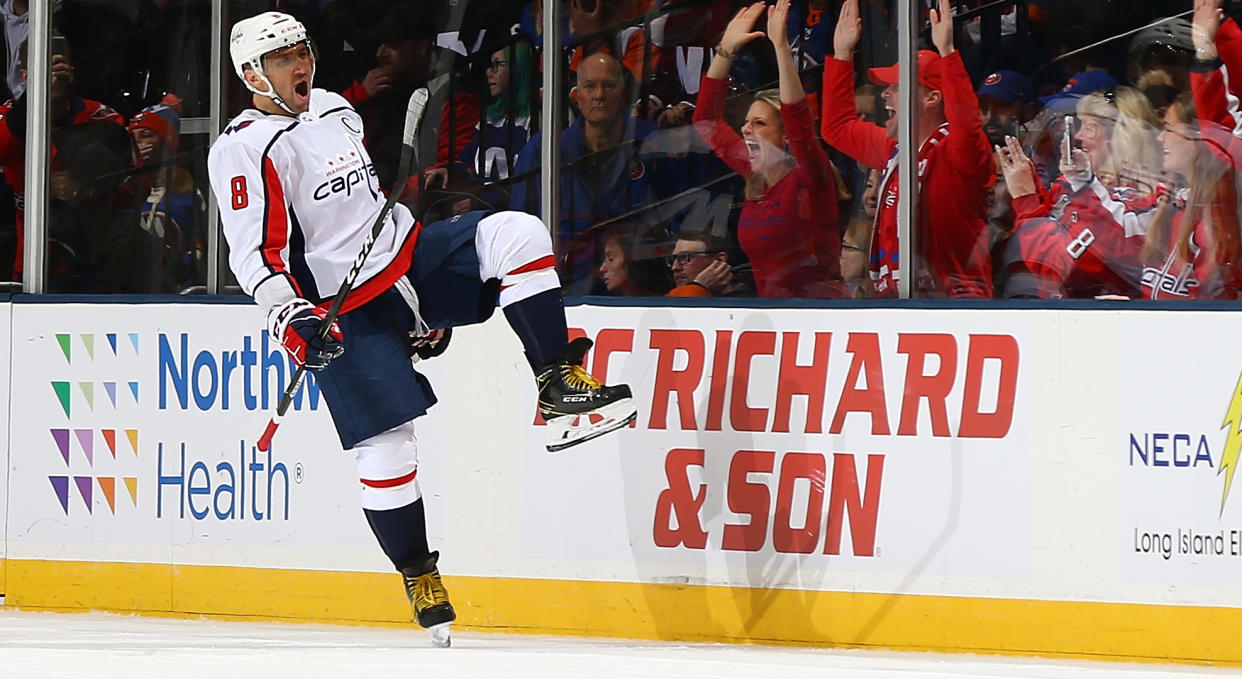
[599,236,629,293]
[486,48,510,99]
[262,42,315,114]
[131,127,162,164]
[1158,105,1196,179]
[741,101,785,172]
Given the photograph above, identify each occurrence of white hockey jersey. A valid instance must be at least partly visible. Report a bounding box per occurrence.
[208,89,417,312]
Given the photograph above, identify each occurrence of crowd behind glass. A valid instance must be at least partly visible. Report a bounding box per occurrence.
[5,0,1239,303]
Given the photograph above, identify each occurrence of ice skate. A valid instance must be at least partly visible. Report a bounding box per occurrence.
[400,551,455,648]
[537,337,638,452]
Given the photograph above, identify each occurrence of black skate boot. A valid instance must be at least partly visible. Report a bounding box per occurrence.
[536,337,638,452]
[400,551,455,647]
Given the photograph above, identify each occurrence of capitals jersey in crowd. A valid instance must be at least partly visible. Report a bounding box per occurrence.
[1007,176,1156,298]
[208,89,417,311]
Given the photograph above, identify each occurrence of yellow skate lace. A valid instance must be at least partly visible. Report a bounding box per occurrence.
[564,364,602,391]
[408,570,451,612]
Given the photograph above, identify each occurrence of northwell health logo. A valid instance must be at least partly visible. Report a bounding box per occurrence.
[48,332,141,515]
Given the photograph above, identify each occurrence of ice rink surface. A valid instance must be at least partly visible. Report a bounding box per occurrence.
[1,609,1239,679]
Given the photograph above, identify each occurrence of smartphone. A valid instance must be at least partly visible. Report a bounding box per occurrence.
[1062,115,1074,161]
[51,36,67,57]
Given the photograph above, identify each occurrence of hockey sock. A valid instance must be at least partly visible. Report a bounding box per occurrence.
[364,498,430,571]
[502,287,568,369]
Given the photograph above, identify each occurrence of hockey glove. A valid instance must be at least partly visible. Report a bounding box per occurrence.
[266,298,345,371]
[410,327,451,361]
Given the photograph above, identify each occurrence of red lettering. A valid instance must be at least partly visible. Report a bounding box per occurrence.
[704,330,732,432]
[592,328,637,429]
[653,448,709,549]
[721,450,774,551]
[958,335,1019,438]
[824,454,884,556]
[648,330,704,430]
[897,334,957,436]
[772,452,825,554]
[590,329,634,383]
[829,333,890,435]
[730,331,776,432]
[772,332,831,434]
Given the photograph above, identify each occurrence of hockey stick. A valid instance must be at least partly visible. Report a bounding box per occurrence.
[257,87,430,452]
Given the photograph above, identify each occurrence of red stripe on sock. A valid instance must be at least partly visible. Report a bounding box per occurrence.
[505,255,555,277]
[362,469,418,488]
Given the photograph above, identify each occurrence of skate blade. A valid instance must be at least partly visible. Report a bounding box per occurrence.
[545,398,637,453]
[428,622,452,648]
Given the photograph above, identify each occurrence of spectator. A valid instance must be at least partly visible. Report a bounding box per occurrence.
[786,0,834,120]
[1090,88,1165,194]
[342,2,436,191]
[511,51,680,294]
[566,0,658,85]
[1027,69,1117,185]
[598,226,670,295]
[977,69,1035,148]
[1140,93,1241,299]
[842,167,878,297]
[694,0,847,299]
[0,37,129,291]
[823,0,995,298]
[666,229,746,297]
[1138,69,1181,118]
[425,38,536,201]
[1128,17,1195,92]
[113,95,206,292]
[996,88,1163,299]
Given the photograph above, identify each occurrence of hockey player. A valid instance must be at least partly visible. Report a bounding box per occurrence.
[208,12,637,646]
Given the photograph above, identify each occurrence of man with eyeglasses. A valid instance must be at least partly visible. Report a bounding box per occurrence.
[666,231,745,297]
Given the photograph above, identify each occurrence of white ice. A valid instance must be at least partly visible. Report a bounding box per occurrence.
[0,609,1237,678]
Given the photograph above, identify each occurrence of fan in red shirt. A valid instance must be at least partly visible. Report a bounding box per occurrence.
[0,37,127,288]
[821,0,995,298]
[692,0,846,299]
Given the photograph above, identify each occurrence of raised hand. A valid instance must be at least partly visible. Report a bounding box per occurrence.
[694,259,734,295]
[768,0,791,51]
[994,135,1037,198]
[720,2,768,56]
[930,0,956,57]
[834,0,862,61]
[1193,0,1224,56]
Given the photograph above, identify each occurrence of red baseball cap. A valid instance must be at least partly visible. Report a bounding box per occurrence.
[868,50,942,91]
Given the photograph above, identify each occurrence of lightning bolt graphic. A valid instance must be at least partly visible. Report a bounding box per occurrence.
[1219,370,1242,517]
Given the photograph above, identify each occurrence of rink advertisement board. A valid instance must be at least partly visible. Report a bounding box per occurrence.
[2,302,451,585]
[0,298,10,593]
[512,307,1033,591]
[1118,313,1242,588]
[7,300,1242,664]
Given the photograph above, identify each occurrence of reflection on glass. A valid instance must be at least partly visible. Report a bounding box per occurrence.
[10,1,211,293]
[826,0,995,299]
[969,0,1242,302]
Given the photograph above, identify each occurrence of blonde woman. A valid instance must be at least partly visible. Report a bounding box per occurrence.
[692,0,846,298]
[997,86,1163,298]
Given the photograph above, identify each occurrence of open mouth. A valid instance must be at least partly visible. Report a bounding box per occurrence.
[294,81,309,98]
[745,140,761,158]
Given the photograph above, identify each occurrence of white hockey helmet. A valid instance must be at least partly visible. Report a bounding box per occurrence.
[229,12,315,111]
